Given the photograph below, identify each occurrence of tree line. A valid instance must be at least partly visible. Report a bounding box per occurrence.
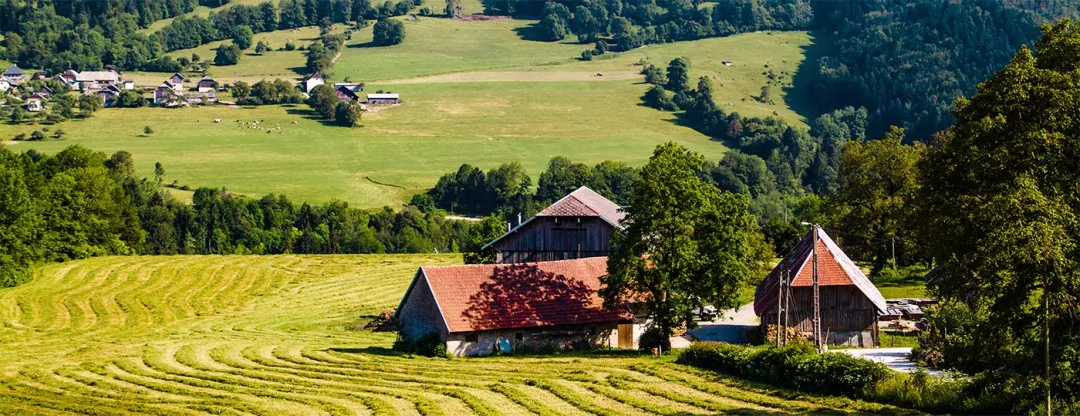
[0,145,498,288]
[0,0,415,74]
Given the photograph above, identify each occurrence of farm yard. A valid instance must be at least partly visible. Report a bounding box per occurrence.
[1,14,810,207]
[0,255,906,415]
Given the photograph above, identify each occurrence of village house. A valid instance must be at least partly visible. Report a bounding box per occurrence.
[395,257,645,357]
[484,186,625,264]
[754,225,887,347]
[154,82,178,106]
[30,71,48,81]
[335,85,359,102]
[98,85,122,107]
[75,70,121,92]
[197,76,216,93]
[25,94,45,112]
[303,72,326,93]
[366,93,400,105]
[0,79,12,93]
[168,73,186,91]
[56,70,79,86]
[3,64,24,82]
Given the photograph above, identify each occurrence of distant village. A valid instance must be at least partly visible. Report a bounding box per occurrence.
[1,64,400,113]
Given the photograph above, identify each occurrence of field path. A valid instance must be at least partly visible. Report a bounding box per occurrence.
[0,255,911,415]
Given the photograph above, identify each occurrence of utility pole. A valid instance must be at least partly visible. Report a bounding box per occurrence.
[812,225,822,352]
[776,266,783,347]
[786,267,794,345]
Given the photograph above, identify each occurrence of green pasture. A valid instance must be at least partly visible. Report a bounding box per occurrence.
[0,255,908,415]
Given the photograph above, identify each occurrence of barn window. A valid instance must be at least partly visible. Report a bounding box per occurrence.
[515,332,524,341]
[465,332,478,342]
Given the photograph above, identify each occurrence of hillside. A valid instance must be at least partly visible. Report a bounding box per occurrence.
[3,18,811,207]
[0,255,903,414]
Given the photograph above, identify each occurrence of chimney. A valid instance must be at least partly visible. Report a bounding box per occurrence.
[517,213,522,226]
[507,222,511,232]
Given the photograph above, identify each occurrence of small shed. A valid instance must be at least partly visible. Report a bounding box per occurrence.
[335,85,359,102]
[366,93,400,104]
[197,76,216,93]
[484,186,625,264]
[754,226,887,347]
[394,257,642,356]
[122,80,135,90]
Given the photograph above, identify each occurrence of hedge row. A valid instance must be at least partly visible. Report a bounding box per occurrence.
[676,341,889,397]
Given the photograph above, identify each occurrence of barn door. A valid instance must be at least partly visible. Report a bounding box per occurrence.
[617,324,634,349]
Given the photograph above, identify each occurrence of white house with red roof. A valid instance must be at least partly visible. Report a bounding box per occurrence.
[394,257,645,356]
[483,186,625,264]
[754,225,887,347]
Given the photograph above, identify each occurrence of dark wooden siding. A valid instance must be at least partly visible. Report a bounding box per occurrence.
[398,274,447,342]
[493,216,616,264]
[760,285,878,346]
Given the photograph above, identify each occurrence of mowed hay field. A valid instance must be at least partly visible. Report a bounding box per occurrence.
[0,255,905,415]
[2,16,812,207]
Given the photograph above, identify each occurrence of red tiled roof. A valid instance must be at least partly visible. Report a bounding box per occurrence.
[753,226,887,315]
[418,257,632,333]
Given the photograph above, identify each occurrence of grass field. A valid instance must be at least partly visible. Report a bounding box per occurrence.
[2,16,812,207]
[0,255,907,415]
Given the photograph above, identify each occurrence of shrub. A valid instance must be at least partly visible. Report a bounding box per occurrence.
[393,332,448,357]
[580,49,593,61]
[677,341,889,398]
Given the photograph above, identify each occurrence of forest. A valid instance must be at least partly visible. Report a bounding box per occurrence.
[0,145,504,288]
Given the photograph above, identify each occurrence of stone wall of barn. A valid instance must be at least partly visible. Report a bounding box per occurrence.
[445,322,634,357]
[397,274,447,343]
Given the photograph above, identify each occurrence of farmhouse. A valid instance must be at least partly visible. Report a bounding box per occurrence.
[395,257,643,356]
[25,94,45,112]
[56,70,79,85]
[75,70,121,91]
[197,76,216,93]
[168,73,186,91]
[366,93,399,105]
[36,85,53,97]
[3,64,24,82]
[754,225,887,347]
[0,79,11,93]
[303,72,326,93]
[484,186,624,264]
[335,85,359,102]
[98,85,121,107]
[154,82,178,105]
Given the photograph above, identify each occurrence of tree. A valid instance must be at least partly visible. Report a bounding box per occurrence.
[255,40,270,55]
[214,44,242,66]
[603,142,763,351]
[78,94,102,117]
[759,85,772,103]
[334,101,362,126]
[9,107,25,124]
[307,84,338,119]
[230,81,252,101]
[829,126,924,274]
[233,25,254,50]
[144,126,153,136]
[154,162,165,185]
[462,215,506,264]
[539,13,567,41]
[372,19,405,46]
[666,57,690,93]
[918,20,1080,413]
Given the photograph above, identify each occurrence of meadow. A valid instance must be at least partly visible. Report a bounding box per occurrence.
[2,15,812,207]
[0,255,909,415]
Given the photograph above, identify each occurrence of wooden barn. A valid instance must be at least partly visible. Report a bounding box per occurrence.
[394,257,643,356]
[754,226,887,347]
[483,186,625,264]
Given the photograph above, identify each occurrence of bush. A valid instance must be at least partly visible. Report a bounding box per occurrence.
[677,341,888,398]
[580,49,593,61]
[393,332,448,357]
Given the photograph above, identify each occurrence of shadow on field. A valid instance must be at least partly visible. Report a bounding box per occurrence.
[347,41,380,49]
[513,23,552,42]
[284,106,339,127]
[328,346,407,357]
[785,30,832,121]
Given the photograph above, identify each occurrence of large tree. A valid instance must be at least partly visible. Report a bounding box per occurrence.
[372,19,405,46]
[829,126,924,274]
[307,84,338,119]
[602,142,764,351]
[919,19,1080,411]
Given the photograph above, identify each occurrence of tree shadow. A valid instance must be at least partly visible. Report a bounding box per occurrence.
[284,106,338,127]
[512,23,551,43]
[785,30,832,123]
[327,346,406,357]
[461,264,602,330]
